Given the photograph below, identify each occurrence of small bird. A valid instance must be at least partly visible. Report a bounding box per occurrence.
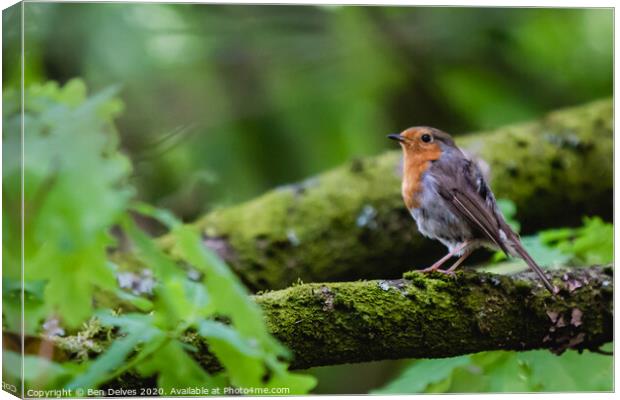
[388,127,557,294]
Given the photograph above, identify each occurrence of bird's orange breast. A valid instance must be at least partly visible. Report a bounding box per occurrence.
[401,145,442,209]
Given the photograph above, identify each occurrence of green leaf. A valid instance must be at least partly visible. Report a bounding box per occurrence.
[519,347,613,391]
[4,351,75,390]
[199,320,264,387]
[496,199,521,233]
[519,235,572,269]
[135,340,218,391]
[68,313,164,389]
[173,225,283,353]
[566,217,612,264]
[5,352,63,381]
[539,217,613,265]
[114,290,154,312]
[121,216,181,282]
[433,364,488,393]
[3,278,47,334]
[55,78,87,107]
[372,356,471,394]
[130,201,181,230]
[377,348,612,393]
[490,234,571,272]
[470,352,531,392]
[97,311,155,332]
[67,329,163,389]
[264,368,318,395]
[122,217,213,329]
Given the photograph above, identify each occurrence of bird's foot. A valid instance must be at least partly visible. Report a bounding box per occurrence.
[435,269,457,277]
[418,266,441,273]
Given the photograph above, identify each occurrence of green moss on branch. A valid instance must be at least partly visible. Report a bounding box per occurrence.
[163,99,612,291]
[256,265,612,369]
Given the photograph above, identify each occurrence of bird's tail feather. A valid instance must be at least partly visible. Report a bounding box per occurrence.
[513,243,557,294]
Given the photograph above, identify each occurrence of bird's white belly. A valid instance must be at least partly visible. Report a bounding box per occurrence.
[409,180,473,253]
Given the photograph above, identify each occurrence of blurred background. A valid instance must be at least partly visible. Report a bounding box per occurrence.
[3,3,613,394]
[4,4,612,221]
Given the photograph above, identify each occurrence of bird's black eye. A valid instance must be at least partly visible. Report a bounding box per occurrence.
[421,134,432,143]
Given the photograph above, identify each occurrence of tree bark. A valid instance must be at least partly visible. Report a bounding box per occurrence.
[159,99,612,291]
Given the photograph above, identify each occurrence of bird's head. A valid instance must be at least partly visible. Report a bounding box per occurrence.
[387,127,455,162]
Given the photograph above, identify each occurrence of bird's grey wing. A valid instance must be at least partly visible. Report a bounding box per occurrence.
[431,155,510,254]
[431,152,556,293]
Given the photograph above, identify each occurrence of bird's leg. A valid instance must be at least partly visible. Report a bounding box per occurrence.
[419,242,467,273]
[441,248,473,275]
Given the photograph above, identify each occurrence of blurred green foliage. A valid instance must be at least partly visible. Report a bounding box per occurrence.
[539,217,613,265]
[3,79,132,328]
[65,214,314,393]
[2,80,315,393]
[4,4,612,219]
[491,200,612,271]
[374,345,612,393]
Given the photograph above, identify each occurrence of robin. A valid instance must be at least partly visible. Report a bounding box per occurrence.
[388,127,557,294]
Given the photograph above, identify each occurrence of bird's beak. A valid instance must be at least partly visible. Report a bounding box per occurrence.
[387,133,405,143]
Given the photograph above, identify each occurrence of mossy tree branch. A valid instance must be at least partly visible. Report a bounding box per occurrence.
[252,266,612,369]
[160,99,612,291]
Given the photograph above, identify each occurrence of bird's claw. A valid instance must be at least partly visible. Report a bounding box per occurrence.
[435,269,457,277]
[416,267,458,279]
[417,267,456,278]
